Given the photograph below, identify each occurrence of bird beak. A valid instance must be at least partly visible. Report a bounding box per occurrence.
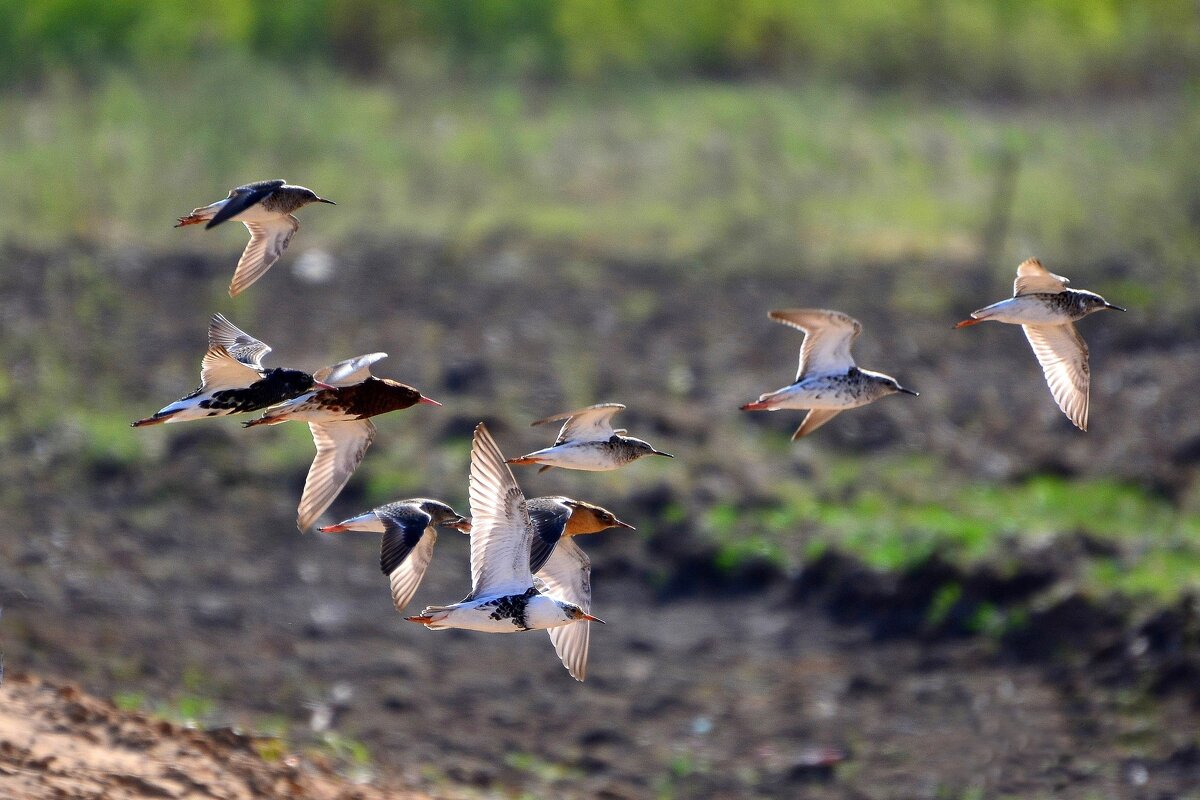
[652,450,675,458]
[613,518,636,531]
[1105,303,1126,312]
[314,381,337,391]
[582,613,606,624]
[897,386,920,396]
[418,395,442,406]
[317,198,336,205]
[449,517,472,532]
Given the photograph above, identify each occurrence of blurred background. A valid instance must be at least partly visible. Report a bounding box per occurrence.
[2,1,1200,797]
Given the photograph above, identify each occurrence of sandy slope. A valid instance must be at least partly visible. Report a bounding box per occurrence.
[0,673,424,800]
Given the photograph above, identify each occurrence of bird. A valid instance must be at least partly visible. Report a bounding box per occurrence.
[740,309,918,439]
[954,257,1125,431]
[175,179,335,297]
[321,496,631,615]
[319,499,470,614]
[131,314,331,427]
[406,423,605,681]
[506,403,674,472]
[242,353,440,531]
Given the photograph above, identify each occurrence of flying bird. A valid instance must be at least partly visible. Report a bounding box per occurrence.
[406,424,605,681]
[321,496,631,618]
[320,499,470,613]
[506,404,673,472]
[954,258,1124,431]
[243,353,440,530]
[740,309,918,439]
[131,314,330,427]
[175,179,335,297]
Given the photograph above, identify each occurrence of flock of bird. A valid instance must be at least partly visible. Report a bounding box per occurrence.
[131,179,1126,680]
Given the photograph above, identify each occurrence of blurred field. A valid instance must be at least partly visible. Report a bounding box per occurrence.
[4,3,1200,798]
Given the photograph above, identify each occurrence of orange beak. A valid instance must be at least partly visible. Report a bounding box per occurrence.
[419,396,442,406]
[582,613,606,624]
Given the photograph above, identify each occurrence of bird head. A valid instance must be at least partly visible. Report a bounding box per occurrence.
[564,500,635,535]
[562,603,605,624]
[418,499,471,532]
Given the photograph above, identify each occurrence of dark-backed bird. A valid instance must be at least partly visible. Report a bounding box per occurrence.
[243,353,440,530]
[131,313,330,427]
[175,179,334,297]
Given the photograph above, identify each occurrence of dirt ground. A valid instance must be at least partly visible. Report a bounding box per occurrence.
[3,240,1200,798]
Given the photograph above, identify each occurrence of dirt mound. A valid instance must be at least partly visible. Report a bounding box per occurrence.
[0,673,423,800]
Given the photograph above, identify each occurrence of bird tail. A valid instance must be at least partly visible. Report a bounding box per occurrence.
[505,456,542,466]
[406,605,455,629]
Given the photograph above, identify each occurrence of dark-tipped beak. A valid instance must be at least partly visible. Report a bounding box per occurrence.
[419,395,442,406]
[319,523,348,533]
[317,198,336,205]
[613,519,636,531]
[1105,303,1126,312]
[652,450,675,458]
[581,613,606,624]
[897,386,920,396]
[450,517,472,533]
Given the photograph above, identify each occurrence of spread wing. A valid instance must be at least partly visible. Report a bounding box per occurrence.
[228,215,299,297]
[205,179,285,229]
[526,497,572,574]
[199,346,262,390]
[378,506,436,613]
[532,403,625,444]
[313,353,388,387]
[536,538,593,682]
[768,309,861,380]
[1023,324,1090,431]
[467,423,534,598]
[1013,258,1070,296]
[791,409,842,440]
[208,313,271,369]
[296,420,376,530]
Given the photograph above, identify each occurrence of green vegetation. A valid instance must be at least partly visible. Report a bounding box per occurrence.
[4,1,1197,96]
[702,454,1200,602]
[2,70,1198,302]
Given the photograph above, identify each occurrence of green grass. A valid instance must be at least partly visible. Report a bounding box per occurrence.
[702,454,1200,603]
[2,69,1198,299]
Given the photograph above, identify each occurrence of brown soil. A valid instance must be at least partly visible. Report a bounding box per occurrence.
[2,240,1200,798]
[0,673,424,800]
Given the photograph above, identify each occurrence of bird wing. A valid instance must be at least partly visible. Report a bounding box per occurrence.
[378,505,436,614]
[536,538,593,682]
[1022,323,1090,431]
[199,346,262,390]
[791,409,842,440]
[313,353,388,387]
[1013,258,1070,296]
[526,497,572,574]
[205,180,285,229]
[532,403,625,444]
[228,215,299,297]
[467,423,535,599]
[768,309,861,380]
[296,420,376,530]
[208,313,272,369]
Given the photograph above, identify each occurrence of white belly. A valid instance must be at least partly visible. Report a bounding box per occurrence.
[972,296,1064,325]
[528,443,617,471]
